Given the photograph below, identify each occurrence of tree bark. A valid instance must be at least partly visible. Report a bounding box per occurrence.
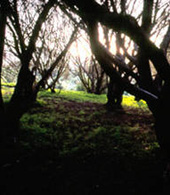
[106,77,123,110]
[4,65,37,140]
[95,70,106,95]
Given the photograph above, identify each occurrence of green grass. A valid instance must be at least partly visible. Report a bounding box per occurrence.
[1,84,148,110]
[2,89,162,194]
[1,83,15,101]
[20,90,154,159]
[39,89,107,103]
[38,89,148,109]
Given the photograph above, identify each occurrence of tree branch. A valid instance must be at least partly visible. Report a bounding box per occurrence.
[63,0,170,82]
[26,0,56,64]
[88,20,158,103]
[161,24,170,54]
[36,27,77,91]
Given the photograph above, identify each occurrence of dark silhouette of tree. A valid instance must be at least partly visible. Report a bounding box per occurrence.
[0,0,57,140]
[0,0,77,142]
[61,0,170,168]
[60,0,169,110]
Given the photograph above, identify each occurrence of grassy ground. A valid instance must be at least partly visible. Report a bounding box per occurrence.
[0,90,168,194]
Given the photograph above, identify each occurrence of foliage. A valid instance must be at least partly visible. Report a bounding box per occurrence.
[123,95,147,110]
[1,83,15,101]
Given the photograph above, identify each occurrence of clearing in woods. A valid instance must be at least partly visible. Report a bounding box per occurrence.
[0,90,166,194]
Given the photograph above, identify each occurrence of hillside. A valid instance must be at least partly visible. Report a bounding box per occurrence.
[1,90,167,194]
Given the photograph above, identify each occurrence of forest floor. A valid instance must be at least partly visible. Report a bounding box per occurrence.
[0,90,169,194]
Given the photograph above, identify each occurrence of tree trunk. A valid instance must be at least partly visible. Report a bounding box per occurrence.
[3,65,37,140]
[95,70,105,95]
[11,65,36,102]
[50,83,56,93]
[153,82,170,160]
[155,111,170,160]
[106,77,123,111]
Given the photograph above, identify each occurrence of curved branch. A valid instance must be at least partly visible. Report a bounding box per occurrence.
[88,20,158,103]
[63,0,170,82]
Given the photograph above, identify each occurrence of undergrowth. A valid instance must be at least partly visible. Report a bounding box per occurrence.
[20,90,156,160]
[1,90,163,195]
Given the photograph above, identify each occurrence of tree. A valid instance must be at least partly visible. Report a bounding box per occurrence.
[31,6,74,93]
[61,0,170,167]
[70,47,107,94]
[101,24,125,109]
[0,0,56,139]
[0,0,77,142]
[61,0,169,109]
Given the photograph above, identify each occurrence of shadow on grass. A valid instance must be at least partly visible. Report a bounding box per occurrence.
[0,93,169,194]
[0,145,166,195]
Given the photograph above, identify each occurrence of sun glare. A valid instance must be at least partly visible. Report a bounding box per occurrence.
[69,33,91,60]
